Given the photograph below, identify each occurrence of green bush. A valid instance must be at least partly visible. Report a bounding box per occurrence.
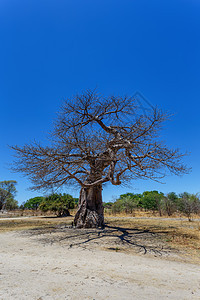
[24,196,44,210]
[39,193,75,217]
[141,191,164,216]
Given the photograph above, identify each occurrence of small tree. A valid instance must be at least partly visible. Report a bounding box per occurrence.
[0,180,17,211]
[4,198,18,210]
[141,191,164,216]
[111,199,123,215]
[119,193,141,214]
[178,192,200,221]
[163,192,179,216]
[11,90,188,228]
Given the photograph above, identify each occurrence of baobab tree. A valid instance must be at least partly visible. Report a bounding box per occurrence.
[11,90,188,227]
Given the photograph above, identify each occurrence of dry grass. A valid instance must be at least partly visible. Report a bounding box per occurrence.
[104,209,199,219]
[0,213,199,263]
[105,216,200,262]
[0,216,74,232]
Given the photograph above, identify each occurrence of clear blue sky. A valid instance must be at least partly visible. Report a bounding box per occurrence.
[0,0,200,204]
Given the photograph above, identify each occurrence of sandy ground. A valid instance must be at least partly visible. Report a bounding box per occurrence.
[0,228,200,300]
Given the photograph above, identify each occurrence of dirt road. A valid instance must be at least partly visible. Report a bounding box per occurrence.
[0,229,200,300]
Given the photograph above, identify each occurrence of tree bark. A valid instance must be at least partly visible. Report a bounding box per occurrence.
[74,185,104,228]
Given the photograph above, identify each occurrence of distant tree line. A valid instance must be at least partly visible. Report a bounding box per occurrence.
[104,191,200,221]
[20,193,78,217]
[0,181,79,217]
[1,181,199,221]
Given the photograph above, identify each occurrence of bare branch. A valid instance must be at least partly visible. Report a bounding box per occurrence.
[11,89,189,192]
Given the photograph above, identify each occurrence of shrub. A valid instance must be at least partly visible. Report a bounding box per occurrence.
[39,193,75,217]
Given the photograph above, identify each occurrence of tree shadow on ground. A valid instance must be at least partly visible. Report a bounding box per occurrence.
[27,223,174,256]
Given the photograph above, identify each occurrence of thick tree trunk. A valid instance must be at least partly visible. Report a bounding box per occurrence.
[74,185,104,228]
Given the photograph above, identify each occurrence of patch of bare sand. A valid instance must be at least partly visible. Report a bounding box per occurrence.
[0,228,200,300]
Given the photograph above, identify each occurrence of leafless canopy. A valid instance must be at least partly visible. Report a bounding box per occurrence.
[11,90,188,191]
